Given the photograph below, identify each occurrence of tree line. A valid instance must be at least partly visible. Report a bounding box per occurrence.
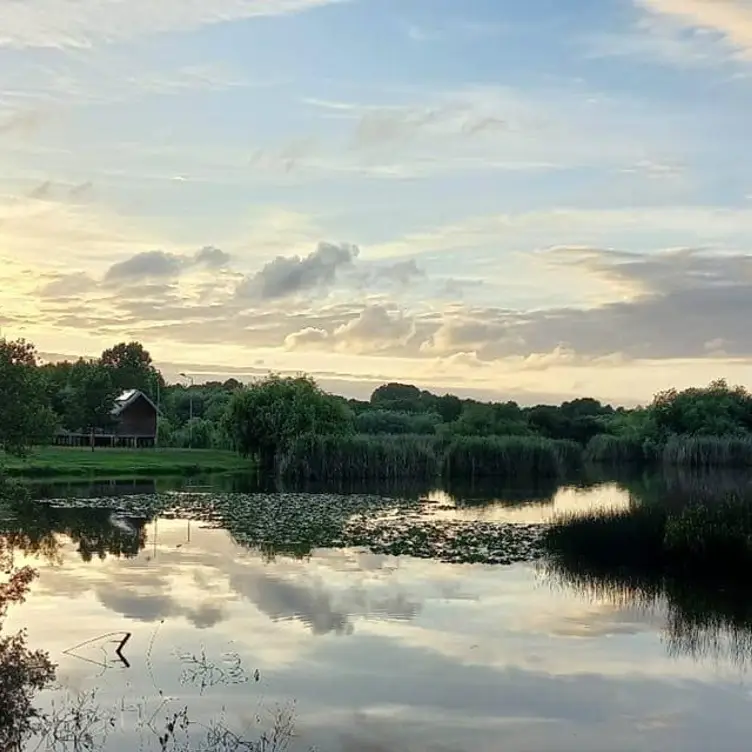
[2,336,752,463]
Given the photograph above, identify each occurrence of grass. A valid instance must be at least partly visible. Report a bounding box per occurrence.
[0,446,252,478]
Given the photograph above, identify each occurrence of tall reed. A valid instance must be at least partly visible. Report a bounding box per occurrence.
[585,434,650,464]
[545,496,752,576]
[279,434,440,482]
[662,436,752,468]
[441,436,577,479]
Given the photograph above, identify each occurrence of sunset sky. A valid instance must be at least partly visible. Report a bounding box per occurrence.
[2,0,752,404]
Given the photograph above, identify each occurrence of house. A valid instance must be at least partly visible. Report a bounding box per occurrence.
[110,390,158,446]
[54,389,159,448]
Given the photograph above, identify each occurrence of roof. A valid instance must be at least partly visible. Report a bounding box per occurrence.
[111,389,158,416]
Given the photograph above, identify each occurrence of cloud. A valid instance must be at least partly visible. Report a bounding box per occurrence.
[28,180,54,200]
[284,327,330,350]
[104,250,186,283]
[236,241,359,301]
[103,246,232,284]
[372,259,425,286]
[0,0,348,49]
[195,245,231,269]
[39,272,96,298]
[0,109,45,136]
[285,304,418,355]
[637,0,752,56]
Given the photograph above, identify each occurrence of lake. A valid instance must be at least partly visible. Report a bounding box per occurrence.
[6,468,752,751]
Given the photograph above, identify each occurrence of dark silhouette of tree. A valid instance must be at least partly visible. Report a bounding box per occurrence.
[0,339,57,455]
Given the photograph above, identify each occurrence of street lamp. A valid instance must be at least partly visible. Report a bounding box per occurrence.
[180,373,195,448]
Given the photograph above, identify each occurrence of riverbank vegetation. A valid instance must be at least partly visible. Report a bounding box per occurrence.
[4,336,752,477]
[544,495,752,577]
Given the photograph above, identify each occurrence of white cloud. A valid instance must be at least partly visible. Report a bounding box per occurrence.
[0,0,348,49]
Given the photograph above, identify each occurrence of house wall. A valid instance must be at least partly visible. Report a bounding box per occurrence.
[116,396,157,437]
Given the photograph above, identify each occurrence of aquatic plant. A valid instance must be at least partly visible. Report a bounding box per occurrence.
[545,495,752,576]
[584,434,654,464]
[279,434,441,481]
[662,436,752,468]
[441,436,578,479]
[544,505,668,572]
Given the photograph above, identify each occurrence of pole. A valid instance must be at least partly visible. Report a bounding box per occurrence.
[180,373,194,448]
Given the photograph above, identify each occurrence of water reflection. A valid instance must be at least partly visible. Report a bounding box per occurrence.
[8,467,752,750]
[8,515,752,752]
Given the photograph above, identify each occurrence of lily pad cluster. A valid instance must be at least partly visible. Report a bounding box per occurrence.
[37,491,547,565]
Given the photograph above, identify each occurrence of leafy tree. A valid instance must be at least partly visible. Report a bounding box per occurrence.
[650,380,752,438]
[100,341,163,397]
[435,393,463,423]
[63,360,119,441]
[223,375,354,469]
[370,382,424,413]
[0,339,57,456]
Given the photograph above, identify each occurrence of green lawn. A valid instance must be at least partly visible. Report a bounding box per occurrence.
[0,446,252,478]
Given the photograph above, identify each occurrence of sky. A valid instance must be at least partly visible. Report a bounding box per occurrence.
[2,0,752,405]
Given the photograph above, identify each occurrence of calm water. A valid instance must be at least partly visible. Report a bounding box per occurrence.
[7,471,752,750]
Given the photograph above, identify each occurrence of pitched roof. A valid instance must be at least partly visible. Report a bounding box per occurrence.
[111,389,158,416]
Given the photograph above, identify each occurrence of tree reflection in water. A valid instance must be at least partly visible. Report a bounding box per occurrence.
[0,482,56,750]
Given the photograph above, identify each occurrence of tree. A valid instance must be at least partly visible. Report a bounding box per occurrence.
[0,339,57,456]
[370,383,424,413]
[223,375,353,469]
[64,360,119,445]
[100,341,162,397]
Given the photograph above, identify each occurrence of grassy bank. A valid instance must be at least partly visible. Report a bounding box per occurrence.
[278,434,580,482]
[0,447,252,478]
[544,496,752,576]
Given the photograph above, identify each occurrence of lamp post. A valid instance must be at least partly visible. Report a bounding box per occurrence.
[180,373,195,448]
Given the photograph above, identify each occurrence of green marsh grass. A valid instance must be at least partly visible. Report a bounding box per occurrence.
[441,436,580,480]
[280,434,580,482]
[279,434,441,481]
[662,436,752,468]
[585,434,654,464]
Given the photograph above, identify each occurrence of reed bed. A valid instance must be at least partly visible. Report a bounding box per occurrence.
[441,436,579,479]
[278,434,441,482]
[279,434,579,482]
[545,495,752,576]
[662,436,752,468]
[544,505,668,571]
[585,434,652,464]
